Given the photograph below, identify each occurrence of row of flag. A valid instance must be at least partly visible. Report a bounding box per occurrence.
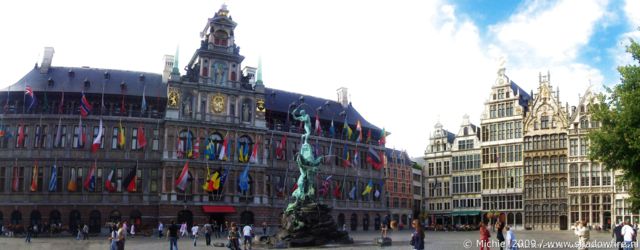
[310,112,386,145]
[14,84,148,116]
[10,160,138,193]
[280,175,383,200]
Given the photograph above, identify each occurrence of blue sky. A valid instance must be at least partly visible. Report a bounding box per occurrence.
[0,0,638,157]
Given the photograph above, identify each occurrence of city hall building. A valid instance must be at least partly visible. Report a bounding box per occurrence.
[0,5,387,234]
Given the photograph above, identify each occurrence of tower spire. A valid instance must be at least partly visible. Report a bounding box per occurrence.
[171,45,180,75]
[256,57,263,86]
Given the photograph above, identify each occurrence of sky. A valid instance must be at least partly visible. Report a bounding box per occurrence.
[0,0,638,159]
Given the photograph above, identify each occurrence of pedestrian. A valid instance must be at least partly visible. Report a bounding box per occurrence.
[496,221,505,250]
[479,222,491,250]
[262,221,268,236]
[410,219,424,250]
[82,224,89,240]
[130,224,135,238]
[108,225,119,250]
[191,223,200,246]
[158,221,164,239]
[613,222,624,250]
[574,221,590,250]
[117,222,126,250]
[33,224,39,238]
[204,222,212,246]
[381,221,388,238]
[76,227,82,240]
[242,224,253,250]
[622,221,635,250]
[227,223,241,250]
[180,222,188,238]
[25,224,32,243]
[168,221,179,250]
[504,226,518,250]
[213,221,220,238]
[122,221,128,238]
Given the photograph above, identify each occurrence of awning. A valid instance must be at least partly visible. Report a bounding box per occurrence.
[451,211,481,216]
[202,205,236,213]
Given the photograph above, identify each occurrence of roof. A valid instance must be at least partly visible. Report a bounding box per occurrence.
[264,88,381,131]
[510,80,531,111]
[385,148,412,166]
[2,66,166,98]
[446,131,455,143]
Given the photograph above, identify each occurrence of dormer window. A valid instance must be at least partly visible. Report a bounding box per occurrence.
[213,30,229,46]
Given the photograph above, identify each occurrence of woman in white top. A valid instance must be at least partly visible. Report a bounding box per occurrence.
[191,224,200,247]
[180,223,188,238]
[574,221,590,250]
[130,224,135,238]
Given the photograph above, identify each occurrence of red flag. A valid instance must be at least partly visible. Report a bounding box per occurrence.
[276,134,286,160]
[315,113,322,136]
[176,161,190,191]
[12,165,19,192]
[105,168,116,192]
[17,124,24,147]
[83,161,97,191]
[92,119,103,153]
[120,94,126,114]
[333,182,341,198]
[122,164,138,192]
[291,182,298,194]
[80,92,92,117]
[30,160,38,192]
[137,124,147,149]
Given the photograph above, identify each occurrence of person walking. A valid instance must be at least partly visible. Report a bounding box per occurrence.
[117,222,127,250]
[213,221,220,238]
[410,219,424,250]
[108,225,119,250]
[204,222,212,246]
[228,223,241,250]
[479,222,491,250]
[496,221,505,250]
[168,221,179,250]
[504,226,518,250]
[242,224,253,250]
[614,222,624,250]
[129,224,135,239]
[180,222,188,238]
[191,223,200,247]
[262,221,268,236]
[622,221,636,250]
[158,221,164,239]
[25,224,33,243]
[574,221,590,250]
[82,224,89,240]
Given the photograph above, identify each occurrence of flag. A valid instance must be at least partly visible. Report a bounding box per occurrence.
[192,134,200,159]
[378,128,386,146]
[218,134,229,160]
[25,85,37,112]
[83,161,97,192]
[315,113,322,136]
[30,160,38,192]
[318,175,332,197]
[141,86,147,113]
[105,168,116,192]
[202,167,213,192]
[77,117,86,148]
[211,171,221,191]
[237,142,248,163]
[118,120,125,149]
[137,124,147,149]
[374,186,381,199]
[362,180,373,196]
[17,124,24,147]
[175,161,190,191]
[92,119,103,153]
[80,92,92,117]
[12,165,19,192]
[218,167,229,191]
[333,182,341,198]
[238,163,250,192]
[342,144,350,167]
[177,138,184,158]
[42,92,49,113]
[291,182,298,194]
[67,169,77,192]
[54,118,62,147]
[122,164,138,192]
[205,139,215,160]
[48,164,58,192]
[366,129,372,144]
[349,184,357,200]
[276,135,286,160]
[120,94,126,114]
[249,140,259,163]
[342,118,352,140]
[352,148,360,167]
[186,130,193,158]
[366,146,383,170]
[329,120,335,138]
[58,91,65,114]
[356,120,362,142]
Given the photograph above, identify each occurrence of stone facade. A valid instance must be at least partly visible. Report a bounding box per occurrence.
[424,122,454,226]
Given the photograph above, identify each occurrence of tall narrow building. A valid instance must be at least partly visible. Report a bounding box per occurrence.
[522,72,569,230]
[424,122,454,227]
[479,66,530,229]
[451,115,482,226]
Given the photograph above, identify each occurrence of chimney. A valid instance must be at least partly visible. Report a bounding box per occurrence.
[162,55,174,84]
[40,47,55,74]
[337,87,349,108]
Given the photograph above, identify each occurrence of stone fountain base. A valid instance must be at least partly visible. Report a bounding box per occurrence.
[272,200,353,247]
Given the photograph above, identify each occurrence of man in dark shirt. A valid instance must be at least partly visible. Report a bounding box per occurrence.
[613,222,624,250]
[169,221,179,250]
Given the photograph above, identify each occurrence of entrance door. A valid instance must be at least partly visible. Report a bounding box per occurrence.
[559,215,568,230]
[603,212,611,230]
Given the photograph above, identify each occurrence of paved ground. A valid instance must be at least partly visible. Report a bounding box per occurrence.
[0,229,631,250]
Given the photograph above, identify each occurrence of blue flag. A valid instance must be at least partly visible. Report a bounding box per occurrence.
[48,164,57,192]
[239,163,250,192]
[329,120,335,138]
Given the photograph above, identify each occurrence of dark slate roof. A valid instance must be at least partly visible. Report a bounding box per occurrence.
[264,88,381,131]
[510,80,531,111]
[1,66,166,98]
[446,131,455,143]
[384,148,413,166]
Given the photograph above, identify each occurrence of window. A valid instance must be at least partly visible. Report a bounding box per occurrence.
[0,167,4,192]
[580,164,590,186]
[570,164,578,186]
[152,128,160,151]
[602,168,611,186]
[569,139,578,156]
[591,164,601,186]
[514,122,522,138]
[92,125,105,150]
[506,102,513,116]
[34,125,47,148]
[490,105,496,118]
[53,124,67,148]
[579,137,588,156]
[131,128,138,150]
[95,168,103,192]
[34,165,43,192]
[73,125,87,149]
[541,116,549,129]
[111,127,119,150]
[580,117,589,129]
[15,125,28,148]
[0,125,11,148]
[13,167,24,192]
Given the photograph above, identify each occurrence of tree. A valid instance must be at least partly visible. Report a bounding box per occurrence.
[589,38,640,211]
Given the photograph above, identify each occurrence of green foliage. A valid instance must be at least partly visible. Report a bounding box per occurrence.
[411,162,423,170]
[589,38,640,211]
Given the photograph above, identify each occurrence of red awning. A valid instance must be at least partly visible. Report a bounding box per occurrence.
[202,205,236,213]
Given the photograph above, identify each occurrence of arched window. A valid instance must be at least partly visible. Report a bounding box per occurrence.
[202,59,209,77]
[177,210,193,228]
[569,164,578,186]
[30,210,41,226]
[89,210,101,233]
[241,99,253,123]
[337,213,345,229]
[230,71,237,81]
[177,130,195,159]
[463,127,468,136]
[11,210,22,225]
[49,210,61,225]
[130,210,142,227]
[213,30,229,46]
[69,210,81,233]
[109,210,121,223]
[236,135,253,163]
[0,211,3,225]
[363,214,370,231]
[206,133,224,161]
[350,213,358,231]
